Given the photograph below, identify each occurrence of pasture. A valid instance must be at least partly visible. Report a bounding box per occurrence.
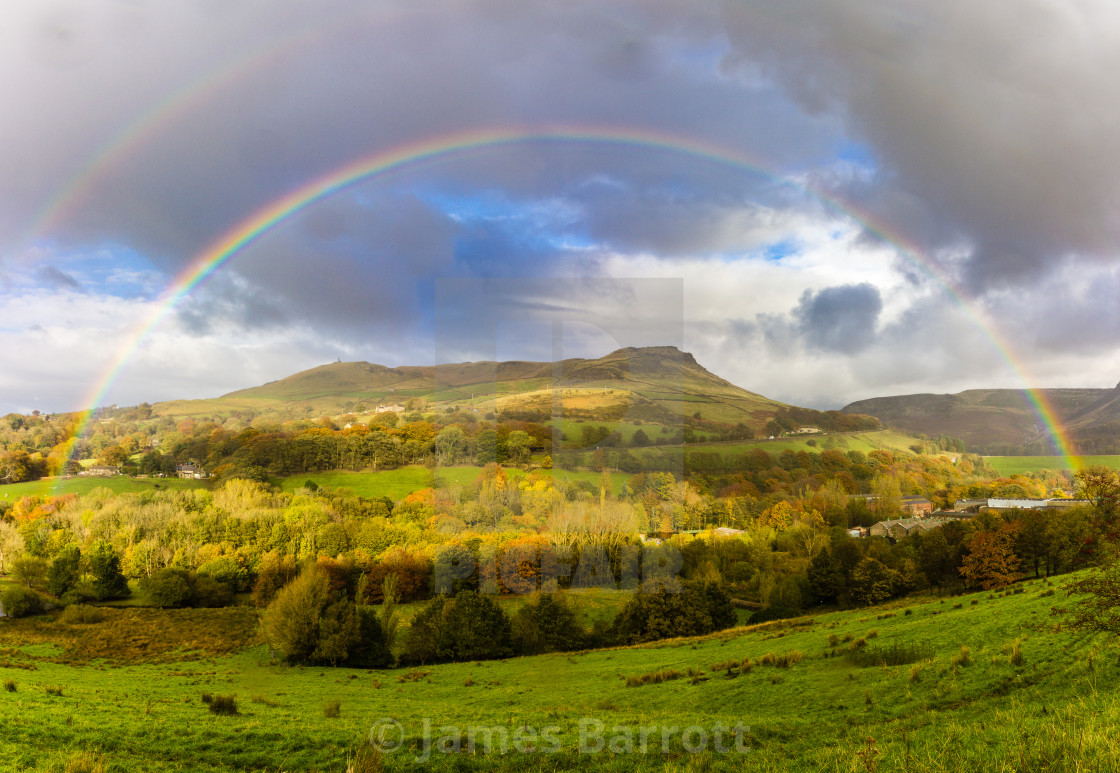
[1,577,1117,771]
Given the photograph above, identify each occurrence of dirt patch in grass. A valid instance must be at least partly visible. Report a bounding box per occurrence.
[0,607,260,665]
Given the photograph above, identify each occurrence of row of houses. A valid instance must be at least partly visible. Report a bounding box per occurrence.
[866,512,977,540]
[76,463,208,479]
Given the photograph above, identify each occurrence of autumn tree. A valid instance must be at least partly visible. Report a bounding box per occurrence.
[959,522,1021,590]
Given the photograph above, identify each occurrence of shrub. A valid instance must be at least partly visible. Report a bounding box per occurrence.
[827,634,840,647]
[58,605,105,625]
[952,645,972,668]
[142,568,194,608]
[208,694,238,715]
[324,699,341,718]
[0,586,46,618]
[3,679,15,692]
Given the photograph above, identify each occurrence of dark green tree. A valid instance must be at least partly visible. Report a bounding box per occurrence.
[807,549,843,605]
[86,541,129,601]
[513,593,585,654]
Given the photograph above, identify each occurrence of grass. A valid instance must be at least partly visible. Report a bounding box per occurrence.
[0,476,206,500]
[986,454,1120,475]
[0,577,1117,771]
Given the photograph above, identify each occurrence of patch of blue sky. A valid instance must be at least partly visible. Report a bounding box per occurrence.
[834,140,876,169]
[32,241,166,300]
[761,238,800,262]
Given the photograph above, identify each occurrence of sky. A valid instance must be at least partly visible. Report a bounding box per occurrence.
[3,0,1120,416]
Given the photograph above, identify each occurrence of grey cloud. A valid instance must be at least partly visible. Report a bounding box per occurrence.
[721,0,1120,290]
[793,283,882,354]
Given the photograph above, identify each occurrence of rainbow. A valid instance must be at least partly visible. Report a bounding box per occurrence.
[57,126,1079,476]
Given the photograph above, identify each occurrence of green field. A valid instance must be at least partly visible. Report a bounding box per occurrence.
[986,455,1120,476]
[1,577,1117,771]
[0,476,206,501]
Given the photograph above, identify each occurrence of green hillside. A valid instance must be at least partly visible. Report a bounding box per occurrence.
[153,346,857,434]
[842,386,1120,454]
[0,578,1116,771]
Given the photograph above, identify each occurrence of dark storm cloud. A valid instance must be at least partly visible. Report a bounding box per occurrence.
[0,0,837,276]
[793,283,882,354]
[721,0,1120,289]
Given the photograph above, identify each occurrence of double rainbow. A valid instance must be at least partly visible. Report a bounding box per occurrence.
[54,126,1078,473]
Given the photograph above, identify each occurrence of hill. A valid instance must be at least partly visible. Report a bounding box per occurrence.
[842,385,1120,454]
[156,346,878,434]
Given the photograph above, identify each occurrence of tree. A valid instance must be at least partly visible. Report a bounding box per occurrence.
[505,430,533,465]
[513,593,584,654]
[403,591,514,664]
[312,600,361,665]
[807,549,843,605]
[86,541,129,600]
[11,556,48,589]
[1062,561,1120,634]
[959,522,1021,590]
[262,565,332,663]
[849,557,898,606]
[47,546,82,597]
[434,426,466,466]
[379,573,401,657]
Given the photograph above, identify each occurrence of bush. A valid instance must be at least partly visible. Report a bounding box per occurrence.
[142,568,194,608]
[0,585,46,618]
[192,573,233,608]
[207,694,238,715]
[58,605,105,625]
[142,568,233,609]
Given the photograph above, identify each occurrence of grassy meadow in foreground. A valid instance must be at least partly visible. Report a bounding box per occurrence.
[1,577,1118,772]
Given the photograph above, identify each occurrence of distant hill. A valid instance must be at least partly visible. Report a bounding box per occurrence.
[156,346,880,434]
[842,384,1120,454]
